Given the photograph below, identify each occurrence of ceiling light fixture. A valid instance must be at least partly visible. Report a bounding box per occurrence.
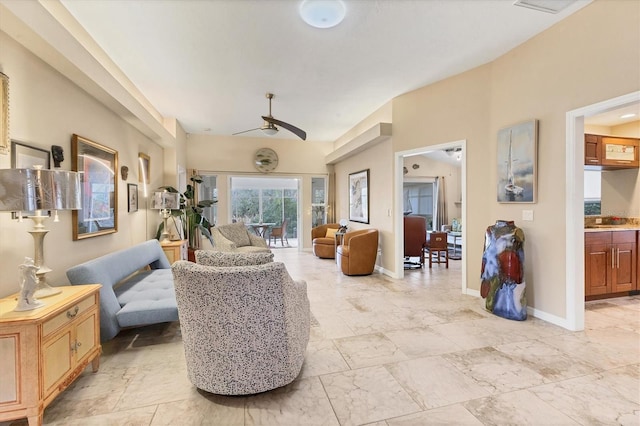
[620,113,637,119]
[299,0,346,29]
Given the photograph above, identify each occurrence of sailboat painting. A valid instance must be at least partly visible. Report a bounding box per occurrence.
[497,120,537,203]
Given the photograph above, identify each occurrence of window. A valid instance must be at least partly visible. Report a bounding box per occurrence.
[403,181,434,228]
[199,174,218,226]
[311,177,327,227]
[230,177,299,242]
[584,170,601,216]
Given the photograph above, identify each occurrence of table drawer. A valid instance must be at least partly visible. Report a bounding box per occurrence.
[42,294,97,337]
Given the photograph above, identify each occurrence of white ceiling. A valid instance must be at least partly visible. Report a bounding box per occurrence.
[59,0,594,142]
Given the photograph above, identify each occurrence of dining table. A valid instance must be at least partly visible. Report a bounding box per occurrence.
[247,222,276,238]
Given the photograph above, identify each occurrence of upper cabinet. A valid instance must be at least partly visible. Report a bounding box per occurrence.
[584,134,601,166]
[585,134,639,170]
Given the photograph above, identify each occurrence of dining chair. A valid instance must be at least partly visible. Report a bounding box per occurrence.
[424,231,449,268]
[268,218,289,247]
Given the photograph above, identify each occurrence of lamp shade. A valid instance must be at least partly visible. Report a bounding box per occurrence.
[0,168,81,212]
[152,191,180,210]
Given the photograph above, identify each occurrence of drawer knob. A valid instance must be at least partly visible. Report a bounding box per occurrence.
[66,306,79,319]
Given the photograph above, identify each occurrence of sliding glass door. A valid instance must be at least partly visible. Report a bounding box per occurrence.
[230,177,299,246]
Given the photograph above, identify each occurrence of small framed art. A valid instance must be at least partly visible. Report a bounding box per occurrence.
[128,183,138,212]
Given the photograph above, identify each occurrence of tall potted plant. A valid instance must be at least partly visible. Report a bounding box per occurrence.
[156,175,217,252]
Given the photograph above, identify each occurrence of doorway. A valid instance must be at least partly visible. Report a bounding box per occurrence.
[229,176,300,247]
[565,91,640,331]
[394,140,468,293]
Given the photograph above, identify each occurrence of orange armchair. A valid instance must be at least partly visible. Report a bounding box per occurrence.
[336,229,379,276]
[312,223,340,258]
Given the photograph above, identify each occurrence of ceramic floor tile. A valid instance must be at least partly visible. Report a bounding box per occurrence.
[151,391,245,425]
[495,339,600,382]
[245,376,339,426]
[114,363,197,410]
[442,347,547,393]
[47,406,157,426]
[386,404,484,425]
[463,389,580,425]
[26,250,640,426]
[383,326,464,358]
[386,356,490,409]
[321,366,421,426]
[543,327,640,370]
[334,332,408,369]
[299,339,350,378]
[529,366,640,425]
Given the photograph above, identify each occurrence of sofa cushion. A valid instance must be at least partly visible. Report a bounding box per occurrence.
[325,228,338,238]
[113,269,178,327]
[218,222,252,247]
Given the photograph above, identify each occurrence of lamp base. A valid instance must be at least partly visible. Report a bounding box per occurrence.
[34,282,62,298]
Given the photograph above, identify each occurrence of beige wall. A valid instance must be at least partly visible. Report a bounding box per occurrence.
[338,0,639,320]
[0,32,170,297]
[403,156,462,222]
[186,134,334,248]
[334,138,394,271]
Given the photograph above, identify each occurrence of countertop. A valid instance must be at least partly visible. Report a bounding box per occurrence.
[584,225,640,232]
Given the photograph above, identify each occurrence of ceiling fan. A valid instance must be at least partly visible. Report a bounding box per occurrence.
[233,93,307,140]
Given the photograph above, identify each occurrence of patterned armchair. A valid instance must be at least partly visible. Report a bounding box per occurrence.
[210,222,271,253]
[195,250,274,266]
[171,260,310,395]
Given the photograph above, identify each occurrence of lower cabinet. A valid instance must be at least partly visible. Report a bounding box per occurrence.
[585,231,637,297]
[161,239,188,264]
[0,285,101,426]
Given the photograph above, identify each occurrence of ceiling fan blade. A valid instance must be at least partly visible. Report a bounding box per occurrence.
[262,116,307,140]
[232,127,262,136]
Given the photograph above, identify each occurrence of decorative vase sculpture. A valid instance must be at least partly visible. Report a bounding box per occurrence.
[15,257,45,312]
[480,220,526,321]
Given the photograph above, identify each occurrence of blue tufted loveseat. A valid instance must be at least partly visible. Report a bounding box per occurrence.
[66,240,178,341]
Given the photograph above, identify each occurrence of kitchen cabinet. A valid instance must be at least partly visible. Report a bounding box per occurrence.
[601,137,639,168]
[584,134,601,166]
[0,285,101,426]
[585,134,639,169]
[585,231,637,298]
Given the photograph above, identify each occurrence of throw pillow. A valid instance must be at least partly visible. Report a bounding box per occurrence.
[218,222,252,247]
[325,228,338,238]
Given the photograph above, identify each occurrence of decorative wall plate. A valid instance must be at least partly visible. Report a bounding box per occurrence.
[254,148,278,173]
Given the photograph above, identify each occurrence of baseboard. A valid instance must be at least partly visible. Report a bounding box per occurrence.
[527,306,570,329]
[465,288,480,298]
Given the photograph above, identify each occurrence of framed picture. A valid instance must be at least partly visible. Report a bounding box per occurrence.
[128,183,138,212]
[497,120,538,203]
[138,152,150,184]
[349,169,369,223]
[0,72,8,155]
[72,134,118,240]
[10,140,51,219]
[11,140,50,169]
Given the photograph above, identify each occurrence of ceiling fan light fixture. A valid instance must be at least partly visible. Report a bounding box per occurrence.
[299,0,346,29]
[261,126,278,136]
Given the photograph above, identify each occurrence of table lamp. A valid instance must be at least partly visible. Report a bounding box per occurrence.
[0,167,81,303]
[152,190,180,243]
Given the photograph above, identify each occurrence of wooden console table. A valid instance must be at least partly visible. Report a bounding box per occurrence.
[0,285,101,426]
[161,239,188,263]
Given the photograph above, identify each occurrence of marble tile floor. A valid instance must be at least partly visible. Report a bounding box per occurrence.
[4,250,639,426]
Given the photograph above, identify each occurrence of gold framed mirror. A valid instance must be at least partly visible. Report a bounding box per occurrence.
[71,134,118,240]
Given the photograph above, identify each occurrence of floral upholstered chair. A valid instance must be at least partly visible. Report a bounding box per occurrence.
[171,260,310,395]
[210,222,271,253]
